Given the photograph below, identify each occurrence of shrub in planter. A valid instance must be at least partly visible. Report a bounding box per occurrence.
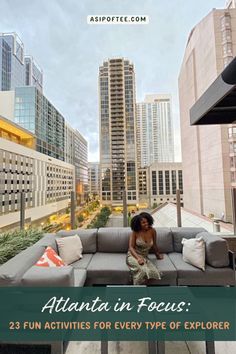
[0,228,43,265]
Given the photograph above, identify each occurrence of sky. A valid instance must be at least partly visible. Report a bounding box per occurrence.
[1,0,225,162]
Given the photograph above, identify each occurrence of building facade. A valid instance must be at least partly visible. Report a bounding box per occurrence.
[0,115,75,230]
[179,7,236,221]
[14,86,65,161]
[88,162,100,198]
[0,88,88,205]
[73,129,88,204]
[138,162,183,207]
[136,94,174,168]
[64,122,88,203]
[99,58,138,206]
[25,56,43,93]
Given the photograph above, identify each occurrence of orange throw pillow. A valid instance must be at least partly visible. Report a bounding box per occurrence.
[35,246,65,267]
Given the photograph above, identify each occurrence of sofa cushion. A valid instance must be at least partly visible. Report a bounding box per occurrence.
[70,254,93,269]
[97,228,130,253]
[33,233,57,251]
[0,245,45,286]
[153,228,173,253]
[171,227,206,253]
[74,269,87,286]
[21,265,74,287]
[182,237,205,271]
[86,253,130,284]
[148,254,177,285]
[56,229,97,253]
[168,252,235,286]
[35,246,65,267]
[196,232,229,267]
[56,235,83,265]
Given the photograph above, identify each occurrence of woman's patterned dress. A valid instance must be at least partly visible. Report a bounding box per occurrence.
[126,237,162,285]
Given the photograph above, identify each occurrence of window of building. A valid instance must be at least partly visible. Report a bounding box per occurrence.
[152,171,157,195]
[178,170,183,193]
[171,170,176,194]
[165,170,170,195]
[158,171,163,195]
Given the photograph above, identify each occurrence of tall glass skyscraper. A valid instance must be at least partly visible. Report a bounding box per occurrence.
[0,32,43,92]
[0,33,25,90]
[99,58,138,206]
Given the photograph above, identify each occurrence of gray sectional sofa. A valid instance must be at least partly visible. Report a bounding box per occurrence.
[0,227,235,287]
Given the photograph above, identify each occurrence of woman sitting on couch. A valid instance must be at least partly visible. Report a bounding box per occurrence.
[126,212,163,285]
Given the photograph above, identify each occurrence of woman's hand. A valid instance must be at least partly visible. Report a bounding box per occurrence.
[137,256,145,265]
[156,253,164,260]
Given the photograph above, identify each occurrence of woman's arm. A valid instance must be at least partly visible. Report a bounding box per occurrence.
[152,229,164,260]
[129,232,145,265]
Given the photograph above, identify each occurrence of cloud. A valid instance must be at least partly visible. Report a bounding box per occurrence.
[0,0,224,160]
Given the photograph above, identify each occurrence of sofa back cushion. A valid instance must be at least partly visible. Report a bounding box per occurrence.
[98,227,130,253]
[171,227,206,253]
[0,245,45,286]
[196,231,229,267]
[56,229,97,253]
[153,227,173,253]
[33,233,57,251]
[98,227,173,253]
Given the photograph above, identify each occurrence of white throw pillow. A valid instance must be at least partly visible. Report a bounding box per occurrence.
[56,235,83,265]
[182,237,205,271]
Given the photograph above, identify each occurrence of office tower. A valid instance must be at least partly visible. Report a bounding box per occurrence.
[136,94,174,168]
[0,33,25,90]
[99,58,138,206]
[179,7,236,221]
[25,56,43,93]
[14,86,65,161]
[88,162,100,197]
[0,32,43,92]
[0,115,75,230]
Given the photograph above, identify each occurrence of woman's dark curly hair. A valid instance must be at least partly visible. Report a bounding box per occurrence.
[130,212,154,232]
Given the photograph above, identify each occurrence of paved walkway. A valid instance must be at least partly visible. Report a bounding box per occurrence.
[106,214,123,227]
[152,203,232,234]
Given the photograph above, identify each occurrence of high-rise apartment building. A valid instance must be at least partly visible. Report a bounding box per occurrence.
[73,129,88,204]
[99,58,138,206]
[136,94,174,167]
[178,7,236,221]
[88,162,100,197]
[64,122,88,204]
[0,33,43,92]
